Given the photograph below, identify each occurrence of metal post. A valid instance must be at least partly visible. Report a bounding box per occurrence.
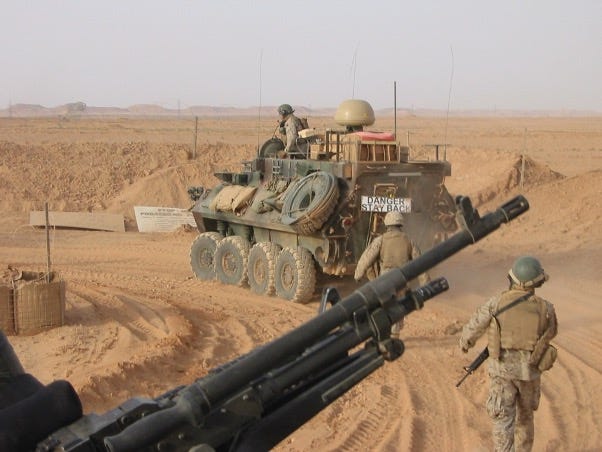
[193,116,198,159]
[45,202,51,283]
[520,128,527,188]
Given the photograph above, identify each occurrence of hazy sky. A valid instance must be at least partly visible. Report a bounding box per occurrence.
[2,1,600,111]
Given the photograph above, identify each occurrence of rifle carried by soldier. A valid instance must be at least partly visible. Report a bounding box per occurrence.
[456,347,489,387]
[0,195,529,452]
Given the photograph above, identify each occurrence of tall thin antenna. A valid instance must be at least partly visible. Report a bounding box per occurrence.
[257,49,263,154]
[444,45,454,157]
[350,44,359,98]
[394,81,397,141]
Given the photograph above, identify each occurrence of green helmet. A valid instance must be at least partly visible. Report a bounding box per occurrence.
[278,104,294,116]
[508,256,549,288]
[384,211,404,227]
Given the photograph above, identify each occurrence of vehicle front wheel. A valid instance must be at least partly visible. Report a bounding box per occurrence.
[190,232,223,280]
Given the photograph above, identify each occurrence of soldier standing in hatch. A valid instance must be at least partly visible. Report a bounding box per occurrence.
[277,104,305,158]
[459,256,558,452]
[354,211,428,336]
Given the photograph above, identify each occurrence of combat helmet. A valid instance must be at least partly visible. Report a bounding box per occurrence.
[508,256,549,288]
[384,211,404,227]
[278,104,294,116]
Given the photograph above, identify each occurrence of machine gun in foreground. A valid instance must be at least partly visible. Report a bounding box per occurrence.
[21,195,527,451]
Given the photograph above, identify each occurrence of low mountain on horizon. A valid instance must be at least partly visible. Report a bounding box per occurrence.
[1,102,598,118]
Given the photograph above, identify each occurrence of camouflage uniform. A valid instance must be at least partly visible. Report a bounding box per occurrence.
[354,228,423,282]
[279,114,305,156]
[354,227,428,336]
[459,288,557,452]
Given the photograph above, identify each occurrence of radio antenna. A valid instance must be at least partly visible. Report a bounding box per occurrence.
[257,49,263,155]
[350,43,359,98]
[444,45,454,157]
[394,81,397,141]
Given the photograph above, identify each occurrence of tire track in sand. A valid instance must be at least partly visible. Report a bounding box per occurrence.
[533,342,602,451]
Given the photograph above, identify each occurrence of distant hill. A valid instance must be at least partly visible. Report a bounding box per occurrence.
[1,103,599,118]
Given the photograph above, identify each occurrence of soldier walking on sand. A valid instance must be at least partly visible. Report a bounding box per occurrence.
[459,256,558,452]
[354,211,429,336]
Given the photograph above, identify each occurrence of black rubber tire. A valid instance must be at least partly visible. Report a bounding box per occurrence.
[214,236,250,286]
[281,171,339,235]
[248,242,281,295]
[274,247,316,303]
[259,137,285,158]
[189,232,223,280]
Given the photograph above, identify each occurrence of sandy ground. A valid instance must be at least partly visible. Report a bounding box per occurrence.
[0,115,601,451]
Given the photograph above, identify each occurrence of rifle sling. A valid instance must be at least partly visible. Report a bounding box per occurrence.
[493,292,532,317]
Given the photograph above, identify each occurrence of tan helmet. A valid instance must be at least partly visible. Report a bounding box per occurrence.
[508,255,549,288]
[384,211,404,227]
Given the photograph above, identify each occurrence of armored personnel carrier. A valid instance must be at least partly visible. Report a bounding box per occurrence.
[189,100,456,302]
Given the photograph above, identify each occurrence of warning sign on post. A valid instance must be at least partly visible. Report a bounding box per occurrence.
[134,206,196,232]
[360,196,412,213]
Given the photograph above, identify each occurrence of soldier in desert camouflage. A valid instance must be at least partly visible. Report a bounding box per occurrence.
[277,104,306,158]
[354,211,428,337]
[459,256,558,452]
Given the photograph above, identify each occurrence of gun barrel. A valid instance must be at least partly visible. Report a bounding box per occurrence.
[455,372,471,388]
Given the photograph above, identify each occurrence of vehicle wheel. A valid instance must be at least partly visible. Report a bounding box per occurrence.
[190,232,223,280]
[274,247,316,302]
[248,242,281,295]
[281,171,339,235]
[215,236,250,286]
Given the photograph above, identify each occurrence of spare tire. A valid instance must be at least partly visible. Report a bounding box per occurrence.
[259,137,285,158]
[280,171,339,235]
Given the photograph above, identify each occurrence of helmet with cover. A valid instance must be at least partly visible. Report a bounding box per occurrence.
[508,255,549,288]
[383,211,404,227]
[278,104,294,116]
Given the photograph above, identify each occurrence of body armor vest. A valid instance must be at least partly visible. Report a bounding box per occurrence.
[380,230,412,271]
[488,289,547,358]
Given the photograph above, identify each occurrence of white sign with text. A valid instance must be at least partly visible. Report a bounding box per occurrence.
[360,196,411,213]
[134,206,196,232]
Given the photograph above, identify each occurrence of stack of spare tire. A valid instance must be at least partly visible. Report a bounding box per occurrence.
[280,171,340,234]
